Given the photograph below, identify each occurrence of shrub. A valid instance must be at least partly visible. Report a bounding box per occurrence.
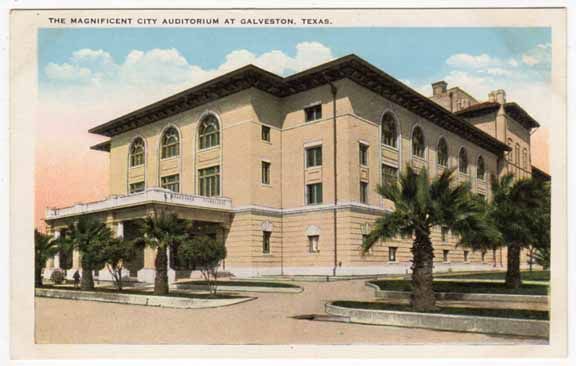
[50,268,65,284]
[179,235,227,296]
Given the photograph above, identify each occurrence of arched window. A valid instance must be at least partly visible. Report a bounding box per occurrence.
[199,114,220,149]
[523,148,528,169]
[515,143,520,165]
[459,148,468,174]
[381,112,397,148]
[161,127,180,159]
[129,137,145,167]
[437,138,448,167]
[507,138,513,162]
[477,156,485,180]
[412,126,425,158]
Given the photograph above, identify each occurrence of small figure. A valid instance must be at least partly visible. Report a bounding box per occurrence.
[73,270,81,289]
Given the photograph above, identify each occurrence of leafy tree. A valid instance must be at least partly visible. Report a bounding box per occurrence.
[57,217,114,291]
[99,238,137,291]
[34,229,60,288]
[179,235,227,296]
[488,174,547,288]
[533,246,550,270]
[364,167,498,311]
[135,210,189,295]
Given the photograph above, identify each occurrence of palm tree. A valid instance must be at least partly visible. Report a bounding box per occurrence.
[58,216,114,290]
[489,174,547,288]
[34,229,60,287]
[135,210,189,295]
[364,167,498,311]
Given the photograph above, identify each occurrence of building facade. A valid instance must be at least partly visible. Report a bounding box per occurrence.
[43,55,541,281]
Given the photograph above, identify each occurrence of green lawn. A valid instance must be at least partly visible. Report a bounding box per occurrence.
[177,280,301,288]
[38,285,246,299]
[438,271,550,282]
[332,301,549,320]
[370,280,548,296]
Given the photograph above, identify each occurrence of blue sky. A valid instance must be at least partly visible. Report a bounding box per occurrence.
[37,27,552,130]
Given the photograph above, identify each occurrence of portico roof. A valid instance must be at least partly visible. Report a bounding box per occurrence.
[89,54,510,155]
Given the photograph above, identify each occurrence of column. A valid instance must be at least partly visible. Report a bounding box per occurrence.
[43,229,60,279]
[137,246,157,283]
[66,249,82,281]
[167,245,176,283]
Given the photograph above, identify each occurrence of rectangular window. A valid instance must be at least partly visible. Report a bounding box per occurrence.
[464,250,469,263]
[306,183,323,205]
[160,174,180,193]
[261,161,271,185]
[304,104,322,122]
[261,125,271,142]
[359,143,369,166]
[389,247,398,262]
[129,181,145,194]
[481,251,486,263]
[382,164,398,186]
[441,227,449,242]
[306,146,322,167]
[262,231,271,254]
[199,166,220,197]
[308,235,320,253]
[360,182,368,203]
[443,250,450,263]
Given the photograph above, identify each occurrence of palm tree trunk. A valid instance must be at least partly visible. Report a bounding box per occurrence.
[154,246,169,295]
[81,265,95,291]
[411,229,436,311]
[35,264,43,288]
[505,243,522,289]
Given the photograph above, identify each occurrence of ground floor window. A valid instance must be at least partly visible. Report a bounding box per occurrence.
[481,250,486,263]
[441,226,448,242]
[463,250,469,263]
[443,249,450,263]
[199,166,220,196]
[129,181,145,194]
[308,235,319,253]
[262,231,271,254]
[362,234,373,255]
[388,246,398,262]
[382,164,398,186]
[360,181,368,203]
[161,174,180,193]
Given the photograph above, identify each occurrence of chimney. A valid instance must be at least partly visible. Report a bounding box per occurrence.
[432,81,447,97]
[490,89,506,104]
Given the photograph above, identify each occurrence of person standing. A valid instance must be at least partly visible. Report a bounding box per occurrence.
[73,270,80,289]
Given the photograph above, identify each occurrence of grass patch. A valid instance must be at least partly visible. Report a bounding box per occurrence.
[370,280,548,296]
[38,285,246,299]
[439,271,550,282]
[177,280,300,288]
[332,301,549,321]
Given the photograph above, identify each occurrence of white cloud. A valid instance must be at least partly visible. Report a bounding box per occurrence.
[521,43,551,67]
[446,53,503,69]
[44,62,92,82]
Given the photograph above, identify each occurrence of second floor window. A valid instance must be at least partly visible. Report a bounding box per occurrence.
[161,127,179,159]
[306,183,323,205]
[199,166,220,197]
[477,156,485,180]
[306,146,322,167]
[459,148,468,174]
[360,181,368,203]
[129,181,145,194]
[304,104,322,122]
[261,125,271,142]
[381,112,397,148]
[359,143,369,166]
[437,138,448,167]
[129,138,145,167]
[412,126,425,158]
[382,164,398,186]
[261,161,271,185]
[199,114,220,149]
[161,174,180,193]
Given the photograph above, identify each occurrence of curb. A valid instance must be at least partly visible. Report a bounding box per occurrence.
[172,283,303,293]
[325,303,549,338]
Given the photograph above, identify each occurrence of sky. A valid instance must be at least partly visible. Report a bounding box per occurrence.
[36,27,552,229]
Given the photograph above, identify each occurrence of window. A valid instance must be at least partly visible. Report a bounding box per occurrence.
[459,148,468,174]
[129,181,145,194]
[412,126,425,158]
[261,125,271,142]
[306,183,323,205]
[381,113,397,147]
[515,143,520,165]
[359,143,369,166]
[199,166,220,197]
[161,174,180,193]
[481,250,486,263]
[437,138,448,167]
[507,138,513,162]
[362,234,374,255]
[360,182,368,203]
[388,247,398,262]
[463,250,470,263]
[523,148,528,169]
[382,164,398,186]
[306,146,322,167]
[262,231,271,254]
[443,250,450,263]
[304,104,322,122]
[199,114,220,149]
[441,227,448,242]
[261,161,271,185]
[161,127,180,159]
[129,138,145,167]
[308,235,320,253]
[477,156,485,180]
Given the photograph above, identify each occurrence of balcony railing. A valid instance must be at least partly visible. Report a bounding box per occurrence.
[45,188,233,220]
